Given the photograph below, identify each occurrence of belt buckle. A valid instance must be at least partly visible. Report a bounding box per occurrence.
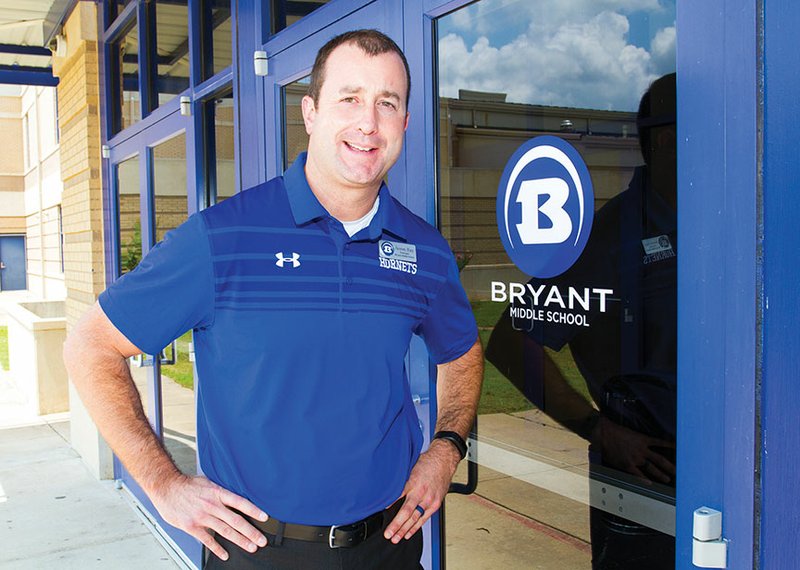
[328,520,368,549]
[328,524,341,549]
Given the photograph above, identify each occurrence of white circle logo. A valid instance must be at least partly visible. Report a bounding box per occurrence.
[496,136,594,277]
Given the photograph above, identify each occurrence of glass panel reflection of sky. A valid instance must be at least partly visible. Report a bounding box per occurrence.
[438,0,676,111]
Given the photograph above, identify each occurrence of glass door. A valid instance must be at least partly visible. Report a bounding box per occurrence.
[431,1,678,568]
[107,110,203,568]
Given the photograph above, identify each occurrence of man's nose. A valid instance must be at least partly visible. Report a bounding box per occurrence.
[357,103,378,135]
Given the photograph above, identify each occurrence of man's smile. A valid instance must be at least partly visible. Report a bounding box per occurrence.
[344,141,377,153]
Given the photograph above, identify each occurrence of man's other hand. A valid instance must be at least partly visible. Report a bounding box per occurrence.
[384,438,461,544]
[594,415,676,484]
[152,474,269,561]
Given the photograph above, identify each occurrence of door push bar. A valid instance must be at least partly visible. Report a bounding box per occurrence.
[448,417,478,495]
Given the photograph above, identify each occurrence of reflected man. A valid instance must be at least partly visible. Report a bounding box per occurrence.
[487,73,677,570]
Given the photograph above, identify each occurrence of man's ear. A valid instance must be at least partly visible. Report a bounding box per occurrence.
[301,95,316,135]
[404,112,409,132]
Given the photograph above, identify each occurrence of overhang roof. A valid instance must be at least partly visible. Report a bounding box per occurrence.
[0,0,72,87]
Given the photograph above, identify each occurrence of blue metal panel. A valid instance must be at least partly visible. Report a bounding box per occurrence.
[676,1,758,567]
[402,2,442,566]
[103,0,138,43]
[0,68,58,87]
[760,3,800,567]
[188,0,202,87]
[0,44,51,56]
[139,0,157,118]
[259,0,377,57]
[234,0,267,190]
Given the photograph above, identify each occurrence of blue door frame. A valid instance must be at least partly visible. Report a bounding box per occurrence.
[105,109,204,566]
[96,0,800,567]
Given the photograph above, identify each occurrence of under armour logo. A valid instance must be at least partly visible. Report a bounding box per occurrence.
[275,252,301,268]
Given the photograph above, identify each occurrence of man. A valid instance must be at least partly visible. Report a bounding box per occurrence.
[64,30,483,568]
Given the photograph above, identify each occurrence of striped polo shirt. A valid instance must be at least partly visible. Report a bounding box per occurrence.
[99,153,478,526]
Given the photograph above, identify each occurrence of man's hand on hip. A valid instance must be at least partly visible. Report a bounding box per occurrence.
[151,473,269,561]
[384,438,461,544]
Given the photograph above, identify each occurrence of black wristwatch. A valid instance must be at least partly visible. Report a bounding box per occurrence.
[432,430,468,460]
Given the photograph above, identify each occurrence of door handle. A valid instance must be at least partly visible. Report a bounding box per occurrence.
[448,417,478,495]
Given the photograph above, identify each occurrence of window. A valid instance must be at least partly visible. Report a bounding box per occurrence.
[436,1,678,567]
[270,1,331,36]
[204,90,235,204]
[201,0,232,81]
[155,0,190,108]
[22,114,30,170]
[58,205,64,273]
[111,22,141,133]
[281,76,310,170]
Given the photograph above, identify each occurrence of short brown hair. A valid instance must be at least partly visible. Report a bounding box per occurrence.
[307,29,411,107]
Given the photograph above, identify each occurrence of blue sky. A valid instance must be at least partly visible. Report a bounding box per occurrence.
[438,0,676,111]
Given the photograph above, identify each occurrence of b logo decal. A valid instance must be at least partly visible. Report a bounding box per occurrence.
[497,136,594,278]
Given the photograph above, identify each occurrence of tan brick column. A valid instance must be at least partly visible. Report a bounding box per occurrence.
[52,1,113,479]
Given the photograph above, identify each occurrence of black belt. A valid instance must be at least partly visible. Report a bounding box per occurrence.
[251,500,402,549]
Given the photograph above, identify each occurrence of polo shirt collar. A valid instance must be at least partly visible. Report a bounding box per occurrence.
[284,152,409,241]
[284,152,328,226]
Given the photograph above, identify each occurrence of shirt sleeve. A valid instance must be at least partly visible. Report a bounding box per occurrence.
[98,213,215,355]
[416,254,478,364]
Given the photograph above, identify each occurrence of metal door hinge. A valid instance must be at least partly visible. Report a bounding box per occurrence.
[692,507,727,568]
[254,51,268,76]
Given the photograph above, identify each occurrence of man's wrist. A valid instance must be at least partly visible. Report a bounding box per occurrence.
[144,466,186,504]
[578,412,602,442]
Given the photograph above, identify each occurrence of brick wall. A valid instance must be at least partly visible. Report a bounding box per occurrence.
[52,2,104,328]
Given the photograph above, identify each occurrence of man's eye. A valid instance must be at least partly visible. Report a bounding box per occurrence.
[380,101,397,110]
[341,97,357,103]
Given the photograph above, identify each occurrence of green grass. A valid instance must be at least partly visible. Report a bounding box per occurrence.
[0,326,8,371]
[160,330,194,389]
[477,329,534,414]
[472,300,533,415]
[471,300,592,415]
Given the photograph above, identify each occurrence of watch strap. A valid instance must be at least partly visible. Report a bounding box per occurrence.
[432,430,468,460]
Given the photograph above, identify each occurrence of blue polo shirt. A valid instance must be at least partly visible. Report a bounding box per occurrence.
[99,153,477,525]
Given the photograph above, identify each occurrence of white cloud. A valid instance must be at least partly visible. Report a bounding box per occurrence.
[438,2,673,111]
[651,25,676,74]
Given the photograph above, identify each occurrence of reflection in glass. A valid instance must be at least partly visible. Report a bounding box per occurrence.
[115,24,141,133]
[282,77,310,170]
[270,0,331,36]
[153,132,188,242]
[437,1,676,568]
[109,0,135,22]
[117,154,141,275]
[152,132,196,475]
[155,0,191,107]
[202,0,233,79]
[116,154,152,421]
[208,92,236,203]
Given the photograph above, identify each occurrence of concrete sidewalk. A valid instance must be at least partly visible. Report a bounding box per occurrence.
[0,371,180,569]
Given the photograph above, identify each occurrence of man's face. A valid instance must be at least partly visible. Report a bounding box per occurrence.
[301,43,409,196]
